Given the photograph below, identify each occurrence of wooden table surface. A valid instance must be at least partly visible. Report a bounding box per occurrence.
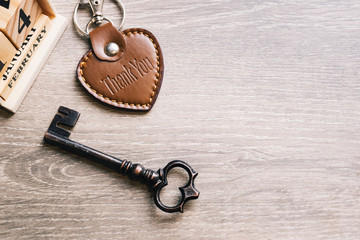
[1,0,360,239]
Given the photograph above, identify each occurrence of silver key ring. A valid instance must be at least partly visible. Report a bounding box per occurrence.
[73,0,126,38]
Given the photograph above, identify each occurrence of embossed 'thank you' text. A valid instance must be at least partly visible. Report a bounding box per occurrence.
[100,57,155,95]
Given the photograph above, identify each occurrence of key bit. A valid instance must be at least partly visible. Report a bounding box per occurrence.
[44,106,199,213]
[47,106,80,138]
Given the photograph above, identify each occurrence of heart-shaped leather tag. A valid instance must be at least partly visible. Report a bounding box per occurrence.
[77,23,164,111]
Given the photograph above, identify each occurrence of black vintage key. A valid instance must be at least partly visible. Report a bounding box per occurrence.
[43,106,199,213]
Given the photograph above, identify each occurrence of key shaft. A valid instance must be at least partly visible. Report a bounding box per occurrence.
[44,131,162,188]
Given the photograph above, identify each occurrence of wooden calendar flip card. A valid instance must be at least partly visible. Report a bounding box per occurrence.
[0,0,66,112]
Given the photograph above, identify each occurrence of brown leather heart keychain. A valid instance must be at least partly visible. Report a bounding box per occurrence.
[73,0,164,111]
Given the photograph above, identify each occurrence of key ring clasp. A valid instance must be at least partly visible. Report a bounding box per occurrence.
[73,0,126,37]
[88,0,104,25]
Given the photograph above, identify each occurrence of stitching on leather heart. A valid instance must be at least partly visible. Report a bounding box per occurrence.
[78,30,161,110]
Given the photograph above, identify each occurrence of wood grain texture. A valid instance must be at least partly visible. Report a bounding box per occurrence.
[1,0,360,239]
[0,0,22,28]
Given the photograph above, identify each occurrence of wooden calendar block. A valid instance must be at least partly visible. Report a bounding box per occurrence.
[0,0,42,49]
[35,0,55,18]
[0,0,22,19]
[0,0,66,112]
[0,31,17,89]
[1,14,52,100]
